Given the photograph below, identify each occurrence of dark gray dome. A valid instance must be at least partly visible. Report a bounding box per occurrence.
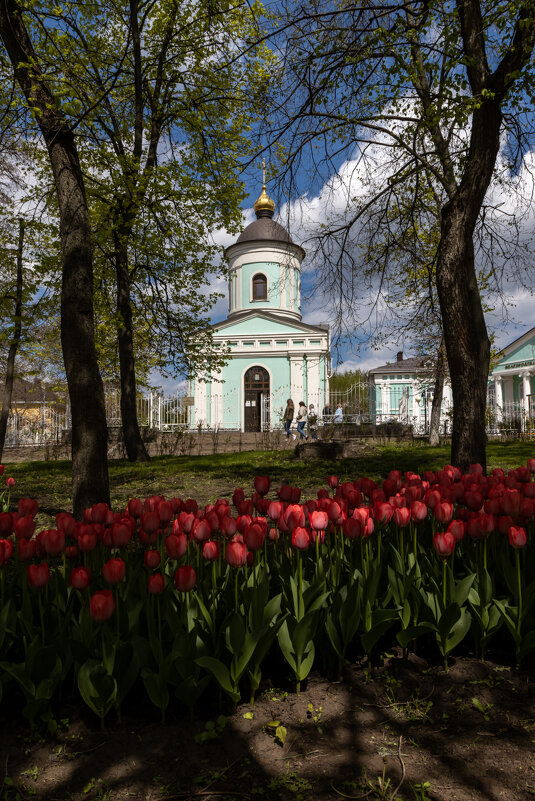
[236,217,293,244]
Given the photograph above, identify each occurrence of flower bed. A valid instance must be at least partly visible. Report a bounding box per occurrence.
[0,460,534,731]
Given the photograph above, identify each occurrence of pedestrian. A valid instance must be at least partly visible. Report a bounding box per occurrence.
[296,401,308,440]
[323,403,331,418]
[308,403,318,440]
[283,399,294,438]
[333,403,343,423]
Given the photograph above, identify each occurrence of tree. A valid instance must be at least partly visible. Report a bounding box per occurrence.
[0,0,110,514]
[262,0,535,471]
[26,0,254,461]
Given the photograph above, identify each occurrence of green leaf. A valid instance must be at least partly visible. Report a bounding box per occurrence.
[196,656,239,702]
[141,668,169,712]
[77,661,117,720]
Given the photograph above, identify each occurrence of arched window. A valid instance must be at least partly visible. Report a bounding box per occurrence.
[252,273,267,301]
[244,366,269,390]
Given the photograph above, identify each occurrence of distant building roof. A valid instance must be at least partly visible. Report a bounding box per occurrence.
[0,378,65,406]
[369,355,431,374]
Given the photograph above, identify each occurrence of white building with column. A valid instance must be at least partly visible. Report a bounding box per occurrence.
[191,180,331,431]
[488,326,535,429]
[368,351,453,433]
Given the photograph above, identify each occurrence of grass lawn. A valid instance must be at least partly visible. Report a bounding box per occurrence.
[3,439,534,524]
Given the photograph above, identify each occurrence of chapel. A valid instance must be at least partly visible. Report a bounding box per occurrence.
[192,177,330,431]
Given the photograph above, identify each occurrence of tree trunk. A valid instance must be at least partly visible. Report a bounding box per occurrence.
[428,337,446,447]
[0,219,24,460]
[115,233,150,461]
[436,203,490,473]
[0,0,110,516]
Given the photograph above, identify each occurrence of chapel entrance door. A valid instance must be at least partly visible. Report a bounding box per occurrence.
[244,366,269,432]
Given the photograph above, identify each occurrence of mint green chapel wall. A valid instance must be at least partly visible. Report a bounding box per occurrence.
[219,355,292,429]
[240,262,281,313]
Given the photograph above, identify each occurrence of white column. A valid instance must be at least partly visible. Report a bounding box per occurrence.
[383,381,390,417]
[211,369,223,429]
[494,376,503,421]
[522,372,532,413]
[307,354,321,409]
[290,355,304,402]
[195,379,207,427]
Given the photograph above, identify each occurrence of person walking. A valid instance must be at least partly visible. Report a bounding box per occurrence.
[296,401,308,440]
[308,403,318,439]
[333,403,343,423]
[283,399,294,438]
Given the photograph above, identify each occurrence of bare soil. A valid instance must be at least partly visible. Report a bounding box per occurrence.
[2,651,534,801]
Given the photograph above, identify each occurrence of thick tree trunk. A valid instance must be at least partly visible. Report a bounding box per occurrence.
[115,234,150,461]
[0,0,110,516]
[436,202,491,473]
[0,219,24,460]
[428,337,446,447]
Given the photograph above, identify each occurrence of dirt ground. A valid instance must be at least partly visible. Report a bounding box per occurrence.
[2,650,534,801]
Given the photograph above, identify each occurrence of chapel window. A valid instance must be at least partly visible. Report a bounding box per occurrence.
[252,273,267,300]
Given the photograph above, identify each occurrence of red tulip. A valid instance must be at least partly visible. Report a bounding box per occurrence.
[309,510,328,531]
[469,463,484,475]
[174,565,196,591]
[393,506,410,527]
[254,475,271,496]
[148,573,165,595]
[502,489,522,517]
[202,540,220,561]
[127,497,143,518]
[327,475,339,489]
[42,528,65,556]
[17,538,36,560]
[527,457,535,473]
[0,465,3,475]
[434,501,453,525]
[192,518,211,543]
[327,501,342,522]
[65,545,78,559]
[225,541,247,568]
[165,533,187,559]
[70,566,91,590]
[232,488,246,508]
[14,515,35,540]
[102,557,126,584]
[342,517,362,540]
[27,562,50,589]
[433,531,455,558]
[144,550,161,570]
[141,510,160,534]
[446,519,466,541]
[157,500,174,527]
[220,516,238,538]
[243,523,265,552]
[467,513,495,540]
[236,514,252,534]
[111,522,132,548]
[18,498,38,517]
[89,503,109,524]
[410,501,428,523]
[291,526,310,550]
[0,538,13,566]
[508,526,527,549]
[0,512,13,536]
[56,512,76,535]
[90,589,115,621]
[284,504,305,530]
[6,477,15,488]
[267,500,283,521]
[78,528,97,552]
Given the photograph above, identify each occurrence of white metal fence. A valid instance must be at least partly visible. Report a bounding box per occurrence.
[4,389,191,447]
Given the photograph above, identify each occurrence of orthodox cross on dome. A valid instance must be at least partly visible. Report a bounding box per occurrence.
[253,158,276,219]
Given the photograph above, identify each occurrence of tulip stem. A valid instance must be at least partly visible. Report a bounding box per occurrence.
[298,551,303,621]
[515,548,522,640]
[38,591,45,646]
[442,559,447,610]
[235,570,239,613]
